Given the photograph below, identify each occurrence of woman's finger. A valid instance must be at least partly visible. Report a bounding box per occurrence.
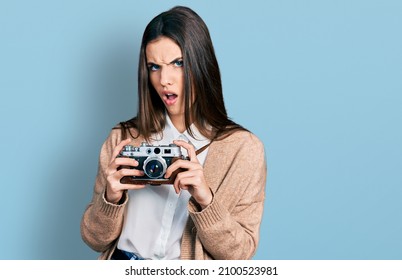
[164,159,199,178]
[173,140,198,163]
[110,138,132,163]
[173,170,204,193]
[106,157,138,177]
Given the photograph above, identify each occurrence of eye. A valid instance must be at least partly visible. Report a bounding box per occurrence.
[173,59,183,67]
[148,63,160,71]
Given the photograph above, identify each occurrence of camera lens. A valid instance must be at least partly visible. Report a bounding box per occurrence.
[143,158,166,178]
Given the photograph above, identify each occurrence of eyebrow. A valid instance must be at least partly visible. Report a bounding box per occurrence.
[147,57,183,66]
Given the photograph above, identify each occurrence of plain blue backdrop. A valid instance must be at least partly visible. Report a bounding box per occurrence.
[1,0,401,260]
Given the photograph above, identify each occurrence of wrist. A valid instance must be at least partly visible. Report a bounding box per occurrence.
[198,188,213,210]
[105,190,125,205]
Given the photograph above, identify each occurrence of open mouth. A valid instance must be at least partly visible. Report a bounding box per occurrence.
[162,92,178,105]
[165,93,177,100]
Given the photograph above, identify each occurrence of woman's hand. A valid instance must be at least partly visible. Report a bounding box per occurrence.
[165,140,213,209]
[105,139,146,204]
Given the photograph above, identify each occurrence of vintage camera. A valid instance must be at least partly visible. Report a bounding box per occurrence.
[118,142,188,185]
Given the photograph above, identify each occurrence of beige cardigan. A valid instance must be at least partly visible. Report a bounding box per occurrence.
[81,127,267,260]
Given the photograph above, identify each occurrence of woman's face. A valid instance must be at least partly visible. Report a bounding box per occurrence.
[146,36,185,122]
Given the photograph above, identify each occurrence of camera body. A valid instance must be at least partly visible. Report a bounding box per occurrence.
[118,142,188,185]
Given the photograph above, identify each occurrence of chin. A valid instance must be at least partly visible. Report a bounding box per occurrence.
[166,109,185,119]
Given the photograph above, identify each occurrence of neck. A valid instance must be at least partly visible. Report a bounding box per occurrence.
[169,114,186,133]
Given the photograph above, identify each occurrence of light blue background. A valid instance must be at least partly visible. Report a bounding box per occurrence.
[1,0,401,260]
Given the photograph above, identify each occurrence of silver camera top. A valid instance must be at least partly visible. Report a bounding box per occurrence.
[120,142,182,157]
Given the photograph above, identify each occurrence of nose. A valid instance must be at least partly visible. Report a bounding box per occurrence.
[160,66,173,87]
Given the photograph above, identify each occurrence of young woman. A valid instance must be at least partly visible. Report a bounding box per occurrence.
[81,6,267,260]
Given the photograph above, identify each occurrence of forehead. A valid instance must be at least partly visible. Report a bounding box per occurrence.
[145,36,182,63]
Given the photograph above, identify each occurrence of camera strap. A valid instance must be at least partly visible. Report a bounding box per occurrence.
[195,142,211,156]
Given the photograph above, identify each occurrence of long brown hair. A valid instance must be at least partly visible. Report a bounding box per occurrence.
[118,6,246,141]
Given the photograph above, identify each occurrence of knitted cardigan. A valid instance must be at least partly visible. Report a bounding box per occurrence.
[81,127,267,260]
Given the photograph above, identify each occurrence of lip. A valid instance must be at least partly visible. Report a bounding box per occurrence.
[161,90,178,106]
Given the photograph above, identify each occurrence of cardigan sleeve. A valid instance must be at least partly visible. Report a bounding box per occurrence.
[80,129,128,253]
[188,132,267,259]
